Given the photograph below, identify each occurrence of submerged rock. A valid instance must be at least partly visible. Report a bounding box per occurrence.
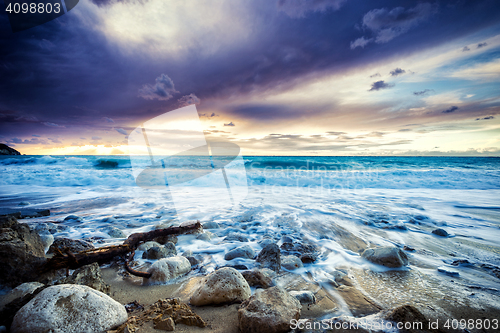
[361,246,409,268]
[281,255,303,270]
[238,286,301,333]
[63,215,82,222]
[196,231,215,241]
[225,245,255,260]
[142,242,177,259]
[190,267,251,306]
[144,256,191,285]
[202,221,220,229]
[102,226,126,238]
[289,290,316,305]
[224,233,249,243]
[47,237,94,254]
[138,241,162,251]
[432,228,449,237]
[241,269,274,289]
[11,284,127,333]
[56,262,110,294]
[256,243,281,272]
[0,216,47,287]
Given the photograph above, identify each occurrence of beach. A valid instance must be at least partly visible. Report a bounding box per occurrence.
[1,155,500,332]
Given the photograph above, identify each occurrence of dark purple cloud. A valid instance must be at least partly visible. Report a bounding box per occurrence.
[477,42,488,48]
[178,93,201,107]
[369,80,393,91]
[413,89,433,96]
[224,122,235,127]
[442,106,459,114]
[138,74,178,101]
[390,68,406,76]
[277,0,347,18]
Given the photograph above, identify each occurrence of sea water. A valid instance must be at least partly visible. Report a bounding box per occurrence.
[1,155,500,302]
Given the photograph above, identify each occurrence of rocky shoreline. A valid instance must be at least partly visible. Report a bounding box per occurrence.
[1,214,500,333]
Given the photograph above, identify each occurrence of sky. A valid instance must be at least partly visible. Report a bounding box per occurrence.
[1,0,500,156]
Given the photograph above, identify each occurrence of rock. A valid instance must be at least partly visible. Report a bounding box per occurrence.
[224,233,249,242]
[203,221,220,229]
[18,202,30,206]
[258,238,275,248]
[142,243,177,260]
[154,234,178,245]
[154,316,175,331]
[256,243,281,272]
[336,285,382,316]
[39,233,54,253]
[437,266,460,277]
[361,247,409,268]
[241,269,274,289]
[196,231,215,241]
[0,208,50,219]
[289,290,316,304]
[432,228,449,237]
[224,245,255,260]
[0,282,44,310]
[281,255,303,270]
[281,235,294,243]
[101,216,117,223]
[47,237,94,254]
[384,305,428,333]
[138,241,162,251]
[11,284,127,333]
[56,263,110,293]
[63,215,82,222]
[103,226,126,238]
[403,245,416,252]
[0,216,47,287]
[300,253,318,263]
[190,267,251,306]
[0,144,20,155]
[144,256,191,285]
[186,256,201,267]
[238,286,301,333]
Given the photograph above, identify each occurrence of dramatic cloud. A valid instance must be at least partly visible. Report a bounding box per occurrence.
[103,117,114,123]
[369,81,393,91]
[477,42,488,48]
[32,134,40,137]
[475,116,494,120]
[178,93,201,107]
[115,128,128,135]
[353,3,438,47]
[462,46,470,52]
[370,73,381,78]
[442,106,459,114]
[138,74,178,101]
[224,122,236,127]
[390,68,406,76]
[92,136,102,140]
[48,137,62,143]
[277,0,347,18]
[413,89,433,96]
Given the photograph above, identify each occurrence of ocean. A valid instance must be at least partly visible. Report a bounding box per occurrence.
[1,155,500,310]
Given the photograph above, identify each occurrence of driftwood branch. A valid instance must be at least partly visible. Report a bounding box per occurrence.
[42,221,202,278]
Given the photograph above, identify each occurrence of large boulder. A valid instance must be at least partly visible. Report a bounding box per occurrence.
[361,247,409,268]
[0,216,47,287]
[11,284,127,333]
[143,256,191,285]
[56,263,110,294]
[241,269,274,289]
[190,267,251,306]
[238,286,301,333]
[256,244,281,272]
